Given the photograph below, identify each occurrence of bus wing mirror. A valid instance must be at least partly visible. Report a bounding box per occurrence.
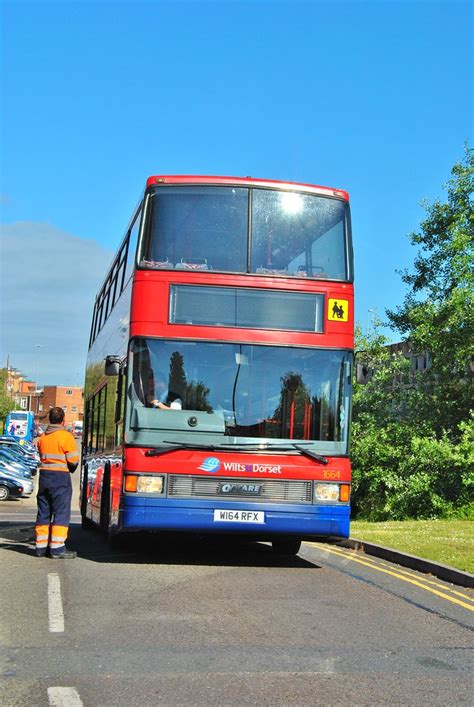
[105,356,121,376]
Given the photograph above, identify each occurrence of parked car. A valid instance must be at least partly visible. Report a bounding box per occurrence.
[0,447,35,472]
[72,421,83,438]
[17,439,40,461]
[0,437,39,466]
[18,439,37,454]
[0,458,32,481]
[0,449,37,477]
[5,444,38,467]
[0,468,33,496]
[0,460,33,485]
[0,475,25,501]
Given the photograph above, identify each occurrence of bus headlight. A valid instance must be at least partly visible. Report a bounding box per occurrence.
[137,475,164,493]
[314,483,339,502]
[314,483,350,503]
[124,475,164,493]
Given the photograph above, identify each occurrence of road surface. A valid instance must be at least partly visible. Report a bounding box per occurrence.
[1,472,473,705]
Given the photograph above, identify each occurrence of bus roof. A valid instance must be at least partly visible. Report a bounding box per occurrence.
[145,175,349,202]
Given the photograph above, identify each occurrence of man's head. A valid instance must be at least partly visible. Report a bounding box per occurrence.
[49,407,65,425]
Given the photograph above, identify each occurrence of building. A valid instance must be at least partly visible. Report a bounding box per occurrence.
[40,386,84,427]
[2,363,84,428]
[4,367,42,413]
[388,341,432,374]
[18,380,43,414]
[5,367,28,399]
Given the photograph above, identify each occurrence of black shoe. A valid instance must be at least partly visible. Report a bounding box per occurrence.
[50,549,77,559]
[35,551,47,557]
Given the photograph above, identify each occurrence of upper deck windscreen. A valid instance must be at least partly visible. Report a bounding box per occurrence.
[140,186,351,281]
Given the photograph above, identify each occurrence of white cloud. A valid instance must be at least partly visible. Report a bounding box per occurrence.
[0,222,113,385]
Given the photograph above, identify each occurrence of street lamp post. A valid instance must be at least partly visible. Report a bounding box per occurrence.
[33,344,45,414]
[366,308,377,335]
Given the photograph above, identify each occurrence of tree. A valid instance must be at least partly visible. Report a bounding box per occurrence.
[387,146,473,435]
[351,147,474,519]
[0,368,19,430]
[350,325,473,520]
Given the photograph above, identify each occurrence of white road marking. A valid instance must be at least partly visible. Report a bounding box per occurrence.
[47,687,83,706]
[47,573,65,633]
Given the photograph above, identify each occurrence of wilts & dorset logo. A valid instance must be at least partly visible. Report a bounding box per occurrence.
[198,457,221,473]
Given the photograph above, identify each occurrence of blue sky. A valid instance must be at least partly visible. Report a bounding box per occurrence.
[1,0,472,385]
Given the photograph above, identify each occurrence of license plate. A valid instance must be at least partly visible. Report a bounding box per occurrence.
[213,509,265,524]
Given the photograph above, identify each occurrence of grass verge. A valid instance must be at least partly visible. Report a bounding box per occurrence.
[350,519,474,574]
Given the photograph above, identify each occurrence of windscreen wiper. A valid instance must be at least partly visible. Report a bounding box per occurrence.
[229,441,328,464]
[145,440,328,464]
[145,442,221,457]
[289,444,329,465]
[145,441,260,456]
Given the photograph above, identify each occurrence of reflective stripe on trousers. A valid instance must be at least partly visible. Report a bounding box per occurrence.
[35,524,50,549]
[50,525,68,554]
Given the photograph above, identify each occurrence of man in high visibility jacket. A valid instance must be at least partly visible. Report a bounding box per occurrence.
[35,407,79,558]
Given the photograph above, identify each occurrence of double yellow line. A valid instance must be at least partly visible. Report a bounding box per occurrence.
[306,542,474,612]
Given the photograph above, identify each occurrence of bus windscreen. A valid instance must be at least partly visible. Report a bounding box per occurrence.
[140,186,350,281]
[127,338,351,455]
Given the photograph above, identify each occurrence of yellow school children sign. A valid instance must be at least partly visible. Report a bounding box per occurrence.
[328,299,349,322]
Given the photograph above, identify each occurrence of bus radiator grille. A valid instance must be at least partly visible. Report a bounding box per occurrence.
[167,476,313,504]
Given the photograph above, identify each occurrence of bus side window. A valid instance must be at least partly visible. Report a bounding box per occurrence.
[124,206,142,285]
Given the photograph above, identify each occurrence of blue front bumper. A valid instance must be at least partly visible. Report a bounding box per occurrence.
[119,496,350,538]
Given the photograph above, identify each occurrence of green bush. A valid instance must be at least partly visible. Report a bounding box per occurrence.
[351,418,474,520]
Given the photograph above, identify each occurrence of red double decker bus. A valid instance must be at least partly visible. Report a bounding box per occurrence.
[81,175,354,555]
